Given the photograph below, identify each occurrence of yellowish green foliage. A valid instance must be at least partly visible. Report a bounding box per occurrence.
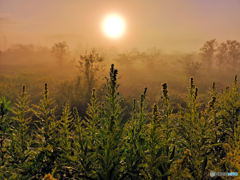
[0,65,239,179]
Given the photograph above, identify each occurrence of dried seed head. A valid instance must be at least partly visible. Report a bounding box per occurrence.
[44,83,48,99]
[190,77,194,89]
[194,88,198,99]
[212,82,215,91]
[208,96,216,109]
[22,85,26,97]
[143,88,147,96]
[91,88,96,99]
[162,83,168,100]
[110,64,118,87]
[189,77,195,96]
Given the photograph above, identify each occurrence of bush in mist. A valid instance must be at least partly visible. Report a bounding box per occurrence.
[51,42,69,67]
[0,39,240,116]
[200,39,240,71]
[200,39,217,68]
[77,49,104,99]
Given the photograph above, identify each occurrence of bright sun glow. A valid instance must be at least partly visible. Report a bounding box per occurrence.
[102,14,126,39]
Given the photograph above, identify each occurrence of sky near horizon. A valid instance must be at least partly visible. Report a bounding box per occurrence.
[0,0,240,52]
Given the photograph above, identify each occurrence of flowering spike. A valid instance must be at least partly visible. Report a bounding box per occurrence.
[22,85,26,97]
[162,83,168,100]
[44,83,48,99]
[194,88,198,99]
[212,82,215,91]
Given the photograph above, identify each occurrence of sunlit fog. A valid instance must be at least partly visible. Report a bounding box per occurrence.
[0,0,240,179]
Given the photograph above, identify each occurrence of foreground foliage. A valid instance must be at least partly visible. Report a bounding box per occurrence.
[0,64,239,179]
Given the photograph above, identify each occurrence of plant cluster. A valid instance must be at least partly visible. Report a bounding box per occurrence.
[0,65,239,179]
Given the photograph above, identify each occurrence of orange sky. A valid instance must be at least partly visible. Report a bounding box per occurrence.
[0,0,240,52]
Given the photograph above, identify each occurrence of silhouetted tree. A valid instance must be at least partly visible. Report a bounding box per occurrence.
[51,42,69,66]
[200,39,217,68]
[216,40,240,68]
[77,49,104,100]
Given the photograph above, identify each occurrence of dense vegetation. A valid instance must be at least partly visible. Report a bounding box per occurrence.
[0,62,239,179]
[0,39,240,179]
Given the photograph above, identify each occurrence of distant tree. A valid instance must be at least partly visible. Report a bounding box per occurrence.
[216,40,240,68]
[77,49,104,100]
[200,39,217,68]
[51,42,69,66]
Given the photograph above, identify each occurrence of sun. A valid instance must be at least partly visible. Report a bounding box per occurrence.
[102,14,126,39]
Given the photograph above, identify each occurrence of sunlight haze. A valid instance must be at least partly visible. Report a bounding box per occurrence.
[0,0,240,52]
[102,14,126,39]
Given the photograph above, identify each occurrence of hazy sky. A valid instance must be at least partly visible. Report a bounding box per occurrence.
[0,0,240,52]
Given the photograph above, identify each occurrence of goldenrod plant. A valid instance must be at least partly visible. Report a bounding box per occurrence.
[0,65,239,179]
[0,96,11,178]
